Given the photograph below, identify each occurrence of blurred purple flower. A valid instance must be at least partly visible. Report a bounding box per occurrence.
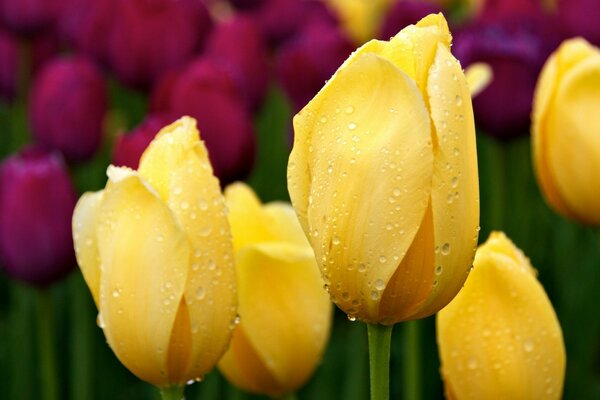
[59,0,116,64]
[0,27,18,100]
[275,21,353,111]
[558,0,600,46]
[151,58,255,184]
[106,0,212,89]
[379,0,442,40]
[229,0,264,11]
[112,113,174,169]
[453,13,559,138]
[0,148,77,286]
[29,56,108,161]
[0,0,61,35]
[251,0,337,46]
[205,15,270,112]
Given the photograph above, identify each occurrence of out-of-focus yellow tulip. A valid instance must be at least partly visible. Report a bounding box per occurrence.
[287,13,479,325]
[218,183,331,398]
[324,0,393,44]
[532,38,600,226]
[72,117,237,388]
[437,232,566,400]
[465,62,492,97]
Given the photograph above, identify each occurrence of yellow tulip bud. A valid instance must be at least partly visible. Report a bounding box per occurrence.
[324,0,394,44]
[532,38,600,225]
[72,117,237,387]
[287,13,479,325]
[218,183,332,397]
[437,232,566,400]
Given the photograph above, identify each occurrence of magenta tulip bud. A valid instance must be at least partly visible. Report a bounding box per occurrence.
[453,14,559,138]
[0,27,18,101]
[0,149,77,286]
[230,0,263,11]
[379,0,442,40]
[252,0,337,46]
[205,15,270,112]
[558,0,600,47]
[106,0,212,89]
[151,58,255,184]
[0,0,59,35]
[112,113,174,169]
[275,21,353,111]
[59,0,116,64]
[29,56,108,162]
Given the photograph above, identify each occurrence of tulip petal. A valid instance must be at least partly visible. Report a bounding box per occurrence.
[465,62,492,97]
[546,53,600,224]
[410,43,479,320]
[437,233,565,400]
[138,116,237,380]
[96,168,190,387]
[72,190,104,306]
[262,203,311,248]
[231,243,331,396]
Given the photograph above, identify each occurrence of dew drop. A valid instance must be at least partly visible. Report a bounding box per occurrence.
[435,265,443,275]
[379,255,387,264]
[524,338,534,352]
[455,95,463,106]
[342,292,350,301]
[345,105,355,114]
[441,243,451,255]
[181,201,189,210]
[195,286,205,300]
[348,315,357,322]
[348,122,357,130]
[451,177,458,188]
[467,357,478,370]
[374,279,385,291]
[332,236,341,246]
[370,290,379,300]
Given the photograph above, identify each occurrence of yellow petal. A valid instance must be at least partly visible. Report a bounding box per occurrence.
[95,168,190,387]
[289,52,433,322]
[72,190,104,307]
[410,43,480,320]
[437,232,566,400]
[324,0,393,44]
[138,116,237,381]
[465,63,492,97]
[221,243,331,396]
[262,202,310,248]
[545,52,600,225]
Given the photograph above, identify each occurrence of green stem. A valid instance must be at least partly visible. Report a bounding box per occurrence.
[69,276,93,400]
[36,289,58,400]
[367,323,393,400]
[160,385,185,400]
[402,320,421,400]
[280,392,298,400]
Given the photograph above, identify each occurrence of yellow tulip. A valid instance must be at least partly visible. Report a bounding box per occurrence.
[72,117,237,388]
[324,0,393,44]
[532,38,600,225]
[287,13,479,325]
[218,183,332,397]
[437,232,566,399]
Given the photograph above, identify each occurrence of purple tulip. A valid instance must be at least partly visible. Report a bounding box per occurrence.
[0,148,77,286]
[379,0,442,40]
[229,0,263,11]
[112,113,174,169]
[251,0,337,46]
[59,0,116,64]
[151,58,255,184]
[106,0,212,89]
[275,21,353,111]
[29,56,108,162]
[205,15,270,112]
[453,13,559,138]
[558,0,600,46]
[0,0,60,35]
[0,27,18,101]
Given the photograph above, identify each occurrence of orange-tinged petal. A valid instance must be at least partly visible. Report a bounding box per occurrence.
[138,116,237,381]
[222,243,331,396]
[72,190,103,307]
[289,52,433,322]
[437,232,566,400]
[96,167,190,387]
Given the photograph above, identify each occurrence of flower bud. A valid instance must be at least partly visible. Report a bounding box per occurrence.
[73,117,237,387]
[218,182,331,397]
[437,232,565,400]
[453,13,559,138]
[275,21,353,111]
[0,149,77,285]
[288,14,480,324]
[0,0,59,35]
[151,59,255,184]
[0,27,18,101]
[532,38,600,225]
[106,0,212,89]
[29,56,108,162]
[204,15,269,111]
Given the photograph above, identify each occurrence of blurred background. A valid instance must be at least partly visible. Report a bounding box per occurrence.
[0,0,599,399]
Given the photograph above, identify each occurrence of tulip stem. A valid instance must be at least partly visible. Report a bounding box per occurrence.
[402,320,421,400]
[36,289,59,400]
[160,385,185,400]
[367,323,393,400]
